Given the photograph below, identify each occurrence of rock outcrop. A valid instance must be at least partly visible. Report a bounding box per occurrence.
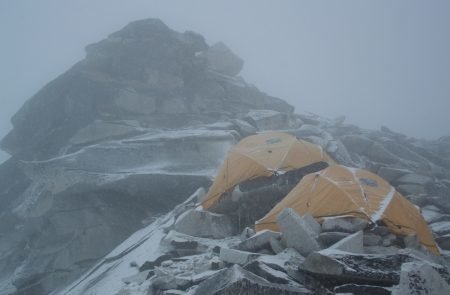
[1,17,450,295]
[0,19,296,294]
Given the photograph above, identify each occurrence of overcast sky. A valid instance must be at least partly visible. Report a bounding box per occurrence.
[1,0,450,163]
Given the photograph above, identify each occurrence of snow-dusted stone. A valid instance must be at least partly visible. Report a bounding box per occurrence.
[328,231,364,253]
[269,237,285,254]
[430,221,450,236]
[334,284,391,295]
[190,264,312,295]
[244,260,293,285]
[173,209,235,239]
[363,233,382,246]
[341,135,399,164]
[200,42,244,76]
[276,208,321,256]
[363,246,401,255]
[392,262,450,295]
[191,270,222,284]
[161,231,212,256]
[238,230,281,252]
[321,217,368,233]
[422,208,450,224]
[396,184,425,195]
[302,213,321,237]
[162,290,185,295]
[395,173,432,186]
[69,120,140,145]
[230,119,257,137]
[301,249,420,285]
[377,167,412,183]
[318,232,351,248]
[219,248,260,265]
[245,109,289,131]
[436,234,450,250]
[139,254,173,272]
[239,227,256,241]
[122,270,153,285]
[326,139,354,166]
[293,124,324,138]
[151,268,177,290]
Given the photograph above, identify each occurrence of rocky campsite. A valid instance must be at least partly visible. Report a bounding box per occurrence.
[1,19,450,295]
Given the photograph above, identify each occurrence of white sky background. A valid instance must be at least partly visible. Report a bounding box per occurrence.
[1,0,450,163]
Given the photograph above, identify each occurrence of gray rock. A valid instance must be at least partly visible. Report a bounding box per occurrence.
[191,264,312,295]
[396,184,425,195]
[396,173,432,186]
[436,235,450,250]
[174,209,235,239]
[238,230,281,252]
[245,109,290,131]
[328,231,364,253]
[318,232,351,248]
[301,249,450,286]
[363,233,382,246]
[334,284,391,295]
[219,248,260,265]
[122,270,153,285]
[69,120,140,145]
[321,217,368,233]
[302,213,321,237]
[341,135,400,164]
[392,262,450,295]
[276,208,321,256]
[269,237,286,254]
[200,42,244,76]
[430,221,450,236]
[377,167,412,183]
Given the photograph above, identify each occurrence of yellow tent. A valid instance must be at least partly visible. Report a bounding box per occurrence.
[256,165,439,255]
[201,131,335,212]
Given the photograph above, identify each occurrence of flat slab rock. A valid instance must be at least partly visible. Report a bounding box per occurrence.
[392,262,450,295]
[190,264,312,295]
[301,249,450,287]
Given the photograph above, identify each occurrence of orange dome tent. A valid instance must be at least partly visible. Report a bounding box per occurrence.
[201,131,335,213]
[255,165,439,255]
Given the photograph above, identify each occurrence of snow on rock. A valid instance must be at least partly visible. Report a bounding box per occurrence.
[392,262,450,295]
[188,264,312,295]
[277,208,321,256]
[327,230,364,253]
[174,208,236,239]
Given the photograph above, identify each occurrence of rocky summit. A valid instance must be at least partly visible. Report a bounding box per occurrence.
[0,18,450,295]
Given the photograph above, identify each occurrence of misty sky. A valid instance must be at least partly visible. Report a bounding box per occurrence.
[1,0,450,163]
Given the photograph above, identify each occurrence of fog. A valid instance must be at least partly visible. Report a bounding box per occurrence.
[1,0,450,163]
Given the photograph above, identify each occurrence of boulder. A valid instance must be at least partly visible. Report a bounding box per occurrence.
[334,284,391,295]
[395,173,432,186]
[328,231,364,253]
[219,248,260,266]
[436,234,450,250]
[396,184,425,195]
[301,249,447,286]
[363,233,383,247]
[243,260,293,285]
[276,208,321,256]
[245,109,290,131]
[377,167,412,183]
[238,230,281,252]
[174,209,235,239]
[200,42,244,76]
[430,221,450,236]
[139,254,173,272]
[392,262,450,295]
[318,232,351,248]
[270,237,286,254]
[321,217,368,233]
[191,264,312,295]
